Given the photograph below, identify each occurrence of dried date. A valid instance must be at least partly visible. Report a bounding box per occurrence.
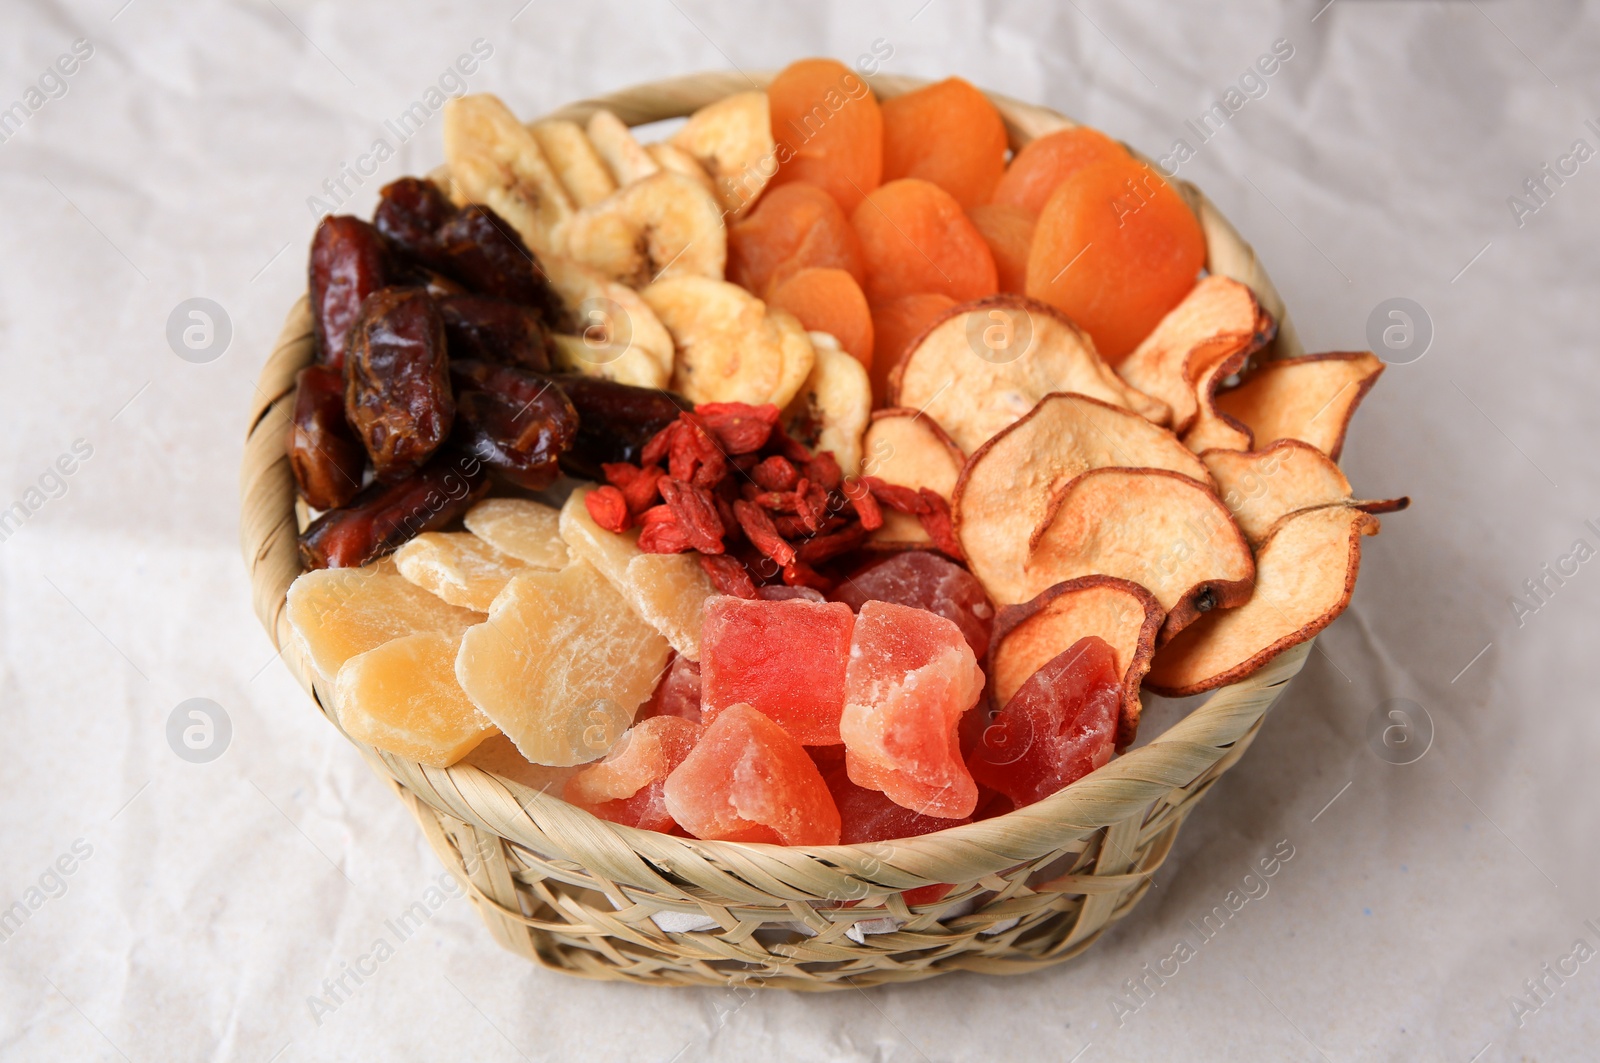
[430,205,564,325]
[449,360,578,491]
[309,215,389,371]
[437,294,552,370]
[373,177,456,261]
[552,375,693,481]
[298,451,486,569]
[346,286,454,481]
[287,364,366,510]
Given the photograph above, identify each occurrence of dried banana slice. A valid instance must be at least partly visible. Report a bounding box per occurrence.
[782,331,872,475]
[562,172,728,288]
[530,118,617,208]
[542,255,673,387]
[586,108,660,186]
[643,275,814,407]
[670,90,776,217]
[646,141,718,197]
[443,94,574,257]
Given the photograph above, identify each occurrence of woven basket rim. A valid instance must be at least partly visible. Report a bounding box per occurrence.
[240,70,1311,900]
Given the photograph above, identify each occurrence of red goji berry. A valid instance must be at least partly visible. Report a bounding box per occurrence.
[804,451,843,491]
[863,476,929,514]
[658,477,725,554]
[795,479,830,532]
[637,504,692,553]
[751,455,800,492]
[794,522,869,565]
[733,500,797,566]
[916,489,966,561]
[781,559,834,591]
[699,554,757,598]
[841,478,884,531]
[696,402,778,454]
[584,485,631,533]
[641,421,680,467]
[766,422,814,463]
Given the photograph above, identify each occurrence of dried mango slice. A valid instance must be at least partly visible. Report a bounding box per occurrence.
[542,255,674,388]
[670,90,776,216]
[563,172,726,288]
[1116,276,1276,434]
[644,275,816,408]
[286,564,483,684]
[393,531,530,612]
[462,498,569,571]
[585,108,660,186]
[455,560,670,765]
[530,119,617,208]
[443,95,574,257]
[782,331,872,475]
[1213,351,1384,461]
[334,630,495,767]
[988,576,1163,748]
[890,295,1168,453]
[861,408,966,547]
[624,553,718,661]
[1146,506,1381,696]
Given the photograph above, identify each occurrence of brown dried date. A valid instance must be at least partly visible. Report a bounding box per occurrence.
[309,215,389,371]
[373,177,456,260]
[298,451,487,569]
[449,360,578,491]
[430,205,564,325]
[437,294,552,370]
[550,375,693,481]
[287,365,366,510]
[346,286,454,482]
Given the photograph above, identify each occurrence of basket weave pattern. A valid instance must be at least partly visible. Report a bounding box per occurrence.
[240,72,1309,989]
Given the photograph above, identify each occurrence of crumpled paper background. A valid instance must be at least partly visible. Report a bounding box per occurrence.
[1,1,1596,1059]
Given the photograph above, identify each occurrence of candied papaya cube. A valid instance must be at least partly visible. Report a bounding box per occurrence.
[699,597,855,745]
[564,716,703,833]
[827,767,968,844]
[662,704,841,845]
[968,636,1120,807]
[839,600,982,819]
[286,563,483,684]
[832,551,995,660]
[334,630,495,767]
[454,560,670,766]
[462,497,570,570]
[637,652,702,723]
[394,531,530,611]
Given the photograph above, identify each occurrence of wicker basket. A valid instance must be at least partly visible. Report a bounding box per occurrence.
[240,71,1311,990]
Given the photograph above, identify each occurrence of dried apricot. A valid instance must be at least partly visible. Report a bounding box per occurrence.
[881,77,1007,209]
[867,292,956,403]
[966,203,1036,294]
[727,182,865,298]
[767,58,883,213]
[766,267,874,369]
[1025,155,1205,362]
[991,126,1128,214]
[852,179,997,305]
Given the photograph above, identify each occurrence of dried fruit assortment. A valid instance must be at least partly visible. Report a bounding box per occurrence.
[282,60,1407,859]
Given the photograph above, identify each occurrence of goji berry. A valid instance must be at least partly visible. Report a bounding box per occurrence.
[585,485,632,533]
[863,476,929,514]
[733,500,797,566]
[782,559,835,591]
[751,455,800,492]
[699,554,757,598]
[841,478,884,531]
[641,421,680,467]
[916,489,966,561]
[658,478,726,554]
[804,451,843,491]
[794,522,869,565]
[637,504,692,553]
[696,402,779,454]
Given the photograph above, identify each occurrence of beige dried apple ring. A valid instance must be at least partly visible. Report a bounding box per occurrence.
[1202,439,1409,545]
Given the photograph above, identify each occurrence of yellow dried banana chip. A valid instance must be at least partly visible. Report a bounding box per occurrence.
[782,331,873,475]
[670,90,776,216]
[530,118,617,207]
[443,94,573,257]
[563,172,727,288]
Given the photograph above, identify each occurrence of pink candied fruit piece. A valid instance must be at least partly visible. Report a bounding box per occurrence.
[563,716,703,833]
[831,550,995,659]
[967,635,1120,808]
[827,768,967,906]
[662,704,842,845]
[636,652,702,724]
[839,600,983,819]
[700,596,855,745]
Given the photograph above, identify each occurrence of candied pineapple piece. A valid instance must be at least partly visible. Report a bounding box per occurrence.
[462,498,569,570]
[455,560,671,766]
[286,563,483,684]
[558,487,641,588]
[335,631,495,767]
[393,531,531,611]
[623,553,718,660]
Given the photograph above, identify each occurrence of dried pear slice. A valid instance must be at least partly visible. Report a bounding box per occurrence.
[988,576,1164,748]
[670,90,776,216]
[1213,351,1384,461]
[393,531,530,612]
[563,171,727,288]
[530,118,617,208]
[585,108,660,186]
[462,498,568,570]
[1116,276,1275,434]
[335,630,495,767]
[889,294,1170,453]
[1145,505,1380,696]
[782,331,873,475]
[1182,346,1254,454]
[1201,440,1410,544]
[286,564,484,685]
[861,408,966,547]
[542,255,674,388]
[644,275,815,407]
[455,560,670,766]
[443,95,574,257]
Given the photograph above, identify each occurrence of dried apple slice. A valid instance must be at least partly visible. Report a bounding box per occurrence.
[462,498,569,570]
[861,408,966,547]
[335,630,495,767]
[1213,351,1384,460]
[1145,505,1381,696]
[286,563,484,684]
[443,95,574,257]
[782,331,872,475]
[989,576,1163,747]
[530,119,617,208]
[644,275,816,408]
[585,108,660,186]
[1182,346,1254,454]
[1202,440,1410,545]
[393,531,530,612]
[1116,276,1276,433]
[889,295,1169,453]
[563,172,727,288]
[670,90,775,216]
[455,560,671,766]
[542,255,674,388]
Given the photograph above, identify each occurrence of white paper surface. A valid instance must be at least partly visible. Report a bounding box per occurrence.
[2,1,1597,1060]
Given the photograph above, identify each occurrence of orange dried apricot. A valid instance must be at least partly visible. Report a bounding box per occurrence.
[880,77,1008,209]
[868,292,956,403]
[726,182,865,298]
[851,179,997,305]
[966,203,1036,294]
[1025,155,1205,362]
[767,58,883,213]
[991,126,1128,214]
[766,267,875,369]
